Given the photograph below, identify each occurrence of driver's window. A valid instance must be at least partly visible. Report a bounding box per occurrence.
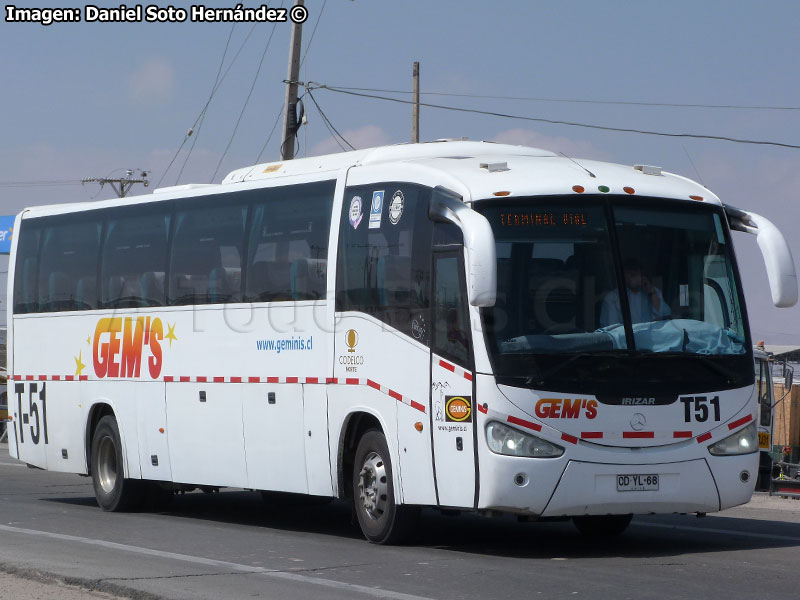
[433,255,470,367]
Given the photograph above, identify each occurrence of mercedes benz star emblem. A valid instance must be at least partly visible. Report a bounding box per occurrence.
[630,413,646,431]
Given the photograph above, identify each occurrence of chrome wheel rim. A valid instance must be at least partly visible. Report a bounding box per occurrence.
[358,451,388,521]
[97,436,118,493]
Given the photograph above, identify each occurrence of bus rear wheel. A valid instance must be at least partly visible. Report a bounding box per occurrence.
[572,514,632,537]
[352,430,418,544]
[90,415,145,512]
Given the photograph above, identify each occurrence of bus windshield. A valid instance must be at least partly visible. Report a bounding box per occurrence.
[477,197,750,392]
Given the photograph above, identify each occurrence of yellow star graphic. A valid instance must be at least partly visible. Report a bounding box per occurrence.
[165,322,178,348]
[87,335,91,346]
[74,351,86,377]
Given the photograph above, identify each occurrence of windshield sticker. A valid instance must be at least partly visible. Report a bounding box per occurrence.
[349,196,363,229]
[389,190,404,225]
[369,191,384,229]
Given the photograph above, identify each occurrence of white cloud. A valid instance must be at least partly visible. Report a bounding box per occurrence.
[491,128,610,161]
[310,125,392,156]
[127,58,175,105]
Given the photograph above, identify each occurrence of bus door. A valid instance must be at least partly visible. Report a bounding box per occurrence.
[430,249,477,508]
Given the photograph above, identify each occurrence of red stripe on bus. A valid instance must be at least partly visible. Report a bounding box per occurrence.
[728,414,753,430]
[163,376,174,382]
[477,403,488,414]
[213,376,225,383]
[39,375,47,381]
[507,415,542,432]
[367,379,380,391]
[285,377,299,384]
[410,400,426,413]
[26,375,33,381]
[180,376,190,382]
[388,389,402,401]
[230,377,242,383]
[79,375,88,381]
[464,372,473,382]
[196,376,207,383]
[305,377,319,384]
[52,375,61,381]
[326,377,338,384]
[623,431,655,439]
[267,377,279,383]
[248,377,261,383]
[697,432,712,443]
[345,378,360,385]
[439,360,456,373]
[581,431,603,439]
[65,375,74,381]
[673,431,693,438]
[561,433,578,445]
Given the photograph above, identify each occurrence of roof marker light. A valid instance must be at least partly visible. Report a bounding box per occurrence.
[572,185,585,194]
[623,186,635,195]
[690,195,704,201]
[493,191,511,197]
[598,185,610,193]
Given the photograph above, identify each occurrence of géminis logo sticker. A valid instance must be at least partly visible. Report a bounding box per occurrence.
[445,396,472,422]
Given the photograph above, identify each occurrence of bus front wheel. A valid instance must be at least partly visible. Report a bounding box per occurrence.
[90,415,145,512]
[352,430,418,544]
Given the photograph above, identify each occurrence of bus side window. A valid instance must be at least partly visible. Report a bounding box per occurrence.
[433,254,470,367]
[37,217,101,312]
[336,184,433,343]
[169,201,247,306]
[244,181,334,302]
[100,207,170,308]
[13,222,42,314]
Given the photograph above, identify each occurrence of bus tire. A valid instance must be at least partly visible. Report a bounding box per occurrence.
[572,514,632,537]
[352,430,418,544]
[90,415,145,512]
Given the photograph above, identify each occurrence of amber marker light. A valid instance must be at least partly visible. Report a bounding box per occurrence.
[623,186,635,194]
[572,185,585,193]
[159,428,165,434]
[690,195,704,201]
[493,191,511,197]
[415,422,424,432]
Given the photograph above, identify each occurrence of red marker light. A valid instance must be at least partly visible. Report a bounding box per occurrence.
[623,187,635,195]
[493,191,511,197]
[572,185,585,194]
[690,195,704,201]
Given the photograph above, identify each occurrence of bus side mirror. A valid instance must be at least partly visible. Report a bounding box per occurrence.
[784,364,794,391]
[725,205,798,308]
[429,187,497,307]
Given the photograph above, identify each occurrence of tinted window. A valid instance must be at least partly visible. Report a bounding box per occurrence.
[433,254,471,366]
[169,200,247,305]
[13,220,42,314]
[245,181,334,302]
[336,184,433,342]
[38,215,102,311]
[101,206,170,308]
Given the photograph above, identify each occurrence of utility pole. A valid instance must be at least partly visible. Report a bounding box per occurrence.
[412,61,420,143]
[82,170,149,198]
[281,0,305,160]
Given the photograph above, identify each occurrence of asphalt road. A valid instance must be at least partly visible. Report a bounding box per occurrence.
[2,443,800,600]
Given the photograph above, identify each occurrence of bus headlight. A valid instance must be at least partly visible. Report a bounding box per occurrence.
[708,422,758,456]
[485,421,564,458]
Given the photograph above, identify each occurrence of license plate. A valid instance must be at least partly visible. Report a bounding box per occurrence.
[617,474,659,492]
[758,432,770,450]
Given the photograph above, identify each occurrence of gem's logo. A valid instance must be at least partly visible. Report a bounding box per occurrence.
[535,398,598,420]
[445,396,472,423]
[91,316,175,379]
[345,329,358,352]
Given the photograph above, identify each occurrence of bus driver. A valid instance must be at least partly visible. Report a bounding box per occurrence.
[600,259,671,327]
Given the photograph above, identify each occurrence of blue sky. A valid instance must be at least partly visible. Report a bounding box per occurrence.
[2,0,800,342]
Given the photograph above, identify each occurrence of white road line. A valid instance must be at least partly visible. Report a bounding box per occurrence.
[0,524,435,600]
[0,462,25,468]
[637,521,800,543]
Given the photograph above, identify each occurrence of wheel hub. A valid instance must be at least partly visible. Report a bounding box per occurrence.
[358,451,388,520]
[97,436,118,493]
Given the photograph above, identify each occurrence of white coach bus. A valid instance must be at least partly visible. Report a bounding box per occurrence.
[5,141,797,542]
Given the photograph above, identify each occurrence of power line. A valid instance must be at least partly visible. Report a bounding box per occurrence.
[299,0,326,69]
[319,84,800,111]
[255,103,285,164]
[307,90,355,150]
[0,180,83,188]
[309,83,800,150]
[211,4,283,182]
